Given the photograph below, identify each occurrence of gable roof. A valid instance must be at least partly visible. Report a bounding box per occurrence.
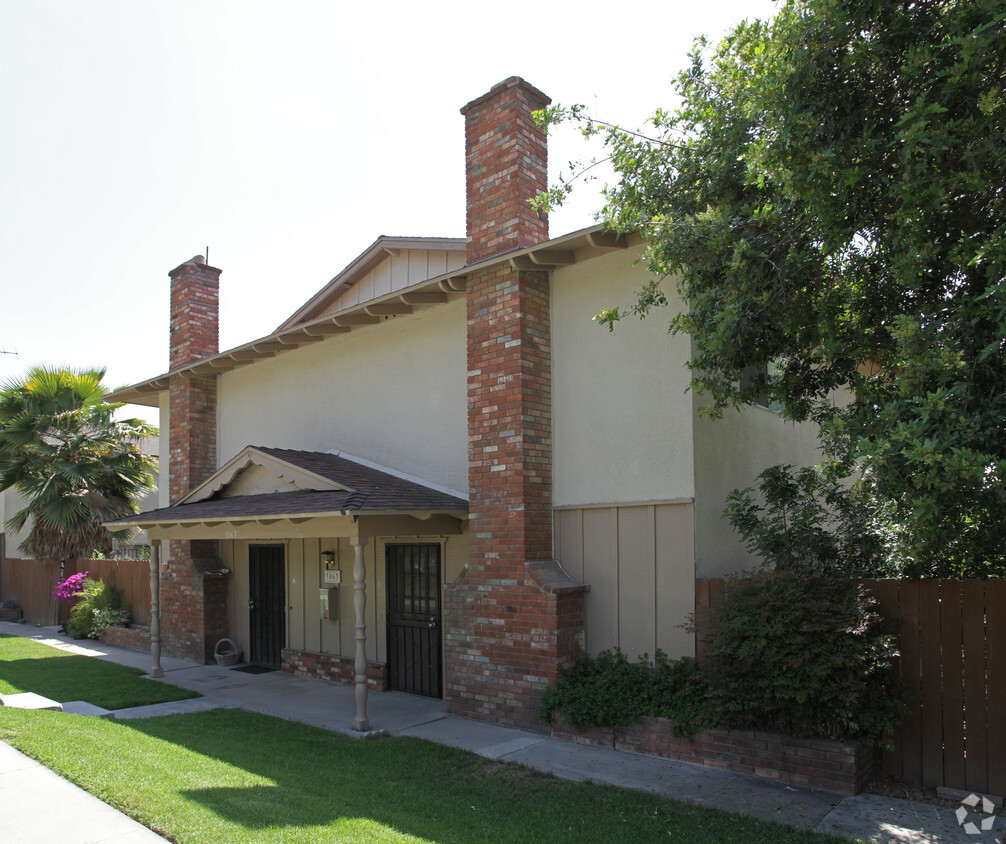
[108,446,468,529]
[276,236,466,331]
[181,445,352,503]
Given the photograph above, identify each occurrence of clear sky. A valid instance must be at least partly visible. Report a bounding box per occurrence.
[0,0,779,422]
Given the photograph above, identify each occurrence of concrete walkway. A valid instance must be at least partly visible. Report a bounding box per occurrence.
[1,622,1002,843]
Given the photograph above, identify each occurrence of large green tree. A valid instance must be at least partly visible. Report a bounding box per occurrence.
[541,0,1005,576]
[0,366,156,565]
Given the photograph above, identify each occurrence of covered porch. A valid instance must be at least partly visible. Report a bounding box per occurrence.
[108,447,468,732]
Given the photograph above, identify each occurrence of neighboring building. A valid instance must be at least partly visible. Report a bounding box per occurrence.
[108,77,819,732]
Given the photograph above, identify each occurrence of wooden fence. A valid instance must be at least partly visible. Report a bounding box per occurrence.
[0,557,61,625]
[868,579,1006,797]
[0,557,151,628]
[695,577,1006,796]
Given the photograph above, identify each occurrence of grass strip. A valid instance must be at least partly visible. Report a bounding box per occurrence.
[0,707,845,844]
[0,634,199,709]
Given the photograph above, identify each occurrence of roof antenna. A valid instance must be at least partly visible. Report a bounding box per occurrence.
[0,348,18,357]
[205,246,210,266]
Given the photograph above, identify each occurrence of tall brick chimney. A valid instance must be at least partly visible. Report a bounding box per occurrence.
[461,76,550,264]
[163,255,228,663]
[446,78,586,731]
[168,255,219,503]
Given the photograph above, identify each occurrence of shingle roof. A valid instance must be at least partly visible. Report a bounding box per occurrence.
[107,447,467,526]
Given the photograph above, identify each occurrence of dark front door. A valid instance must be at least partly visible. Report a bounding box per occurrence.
[249,544,285,668]
[386,544,442,697]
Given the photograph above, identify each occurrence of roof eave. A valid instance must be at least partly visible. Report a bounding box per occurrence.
[107,508,469,531]
[275,235,467,332]
[106,223,636,406]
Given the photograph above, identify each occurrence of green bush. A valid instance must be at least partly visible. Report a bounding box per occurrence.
[725,464,901,578]
[66,578,129,640]
[703,572,902,748]
[539,575,902,748]
[537,649,708,737]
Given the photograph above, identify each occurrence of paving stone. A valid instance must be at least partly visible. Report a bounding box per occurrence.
[814,792,1006,843]
[61,701,114,718]
[0,692,62,711]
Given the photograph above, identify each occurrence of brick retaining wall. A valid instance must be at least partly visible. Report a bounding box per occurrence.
[550,715,875,795]
[98,624,151,654]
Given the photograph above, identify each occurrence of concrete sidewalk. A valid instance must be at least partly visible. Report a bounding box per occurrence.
[1,622,1002,843]
[0,741,165,844]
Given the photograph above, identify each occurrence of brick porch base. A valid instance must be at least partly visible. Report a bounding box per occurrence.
[281,648,388,690]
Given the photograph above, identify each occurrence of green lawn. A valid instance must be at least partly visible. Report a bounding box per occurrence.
[0,635,846,843]
[0,633,199,709]
[0,707,847,844]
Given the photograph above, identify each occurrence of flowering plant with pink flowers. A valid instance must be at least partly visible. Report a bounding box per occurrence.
[53,571,89,603]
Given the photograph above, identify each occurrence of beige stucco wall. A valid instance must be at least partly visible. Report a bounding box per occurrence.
[216,297,467,494]
[691,396,823,578]
[551,248,696,507]
[551,248,699,662]
[158,392,171,509]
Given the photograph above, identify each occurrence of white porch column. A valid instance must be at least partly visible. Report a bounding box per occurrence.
[148,540,164,678]
[350,535,369,731]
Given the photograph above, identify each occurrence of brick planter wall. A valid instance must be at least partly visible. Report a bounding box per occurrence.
[99,624,151,653]
[550,715,876,795]
[282,648,387,690]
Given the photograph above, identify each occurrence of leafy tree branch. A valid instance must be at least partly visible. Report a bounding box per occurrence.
[543,0,1006,577]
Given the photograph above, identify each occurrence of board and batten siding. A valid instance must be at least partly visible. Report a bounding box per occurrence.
[554,501,695,662]
[222,532,468,667]
[325,248,466,314]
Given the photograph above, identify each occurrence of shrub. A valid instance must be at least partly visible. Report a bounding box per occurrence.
[725,464,901,578]
[538,649,708,737]
[702,572,902,747]
[66,577,129,640]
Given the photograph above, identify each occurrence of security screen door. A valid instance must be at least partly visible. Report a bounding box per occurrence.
[386,544,442,697]
[248,544,285,668]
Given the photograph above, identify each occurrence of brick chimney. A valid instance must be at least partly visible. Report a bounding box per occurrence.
[461,76,550,264]
[168,255,219,503]
[164,255,228,664]
[446,78,586,731]
[169,255,219,370]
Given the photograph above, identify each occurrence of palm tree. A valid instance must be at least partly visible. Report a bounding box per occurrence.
[0,366,156,570]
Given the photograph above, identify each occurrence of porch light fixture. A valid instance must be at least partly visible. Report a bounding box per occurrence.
[321,550,336,568]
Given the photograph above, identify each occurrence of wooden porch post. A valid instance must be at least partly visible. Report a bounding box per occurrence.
[149,540,164,678]
[350,534,369,731]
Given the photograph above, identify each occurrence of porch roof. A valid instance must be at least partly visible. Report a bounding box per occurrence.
[108,446,468,529]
